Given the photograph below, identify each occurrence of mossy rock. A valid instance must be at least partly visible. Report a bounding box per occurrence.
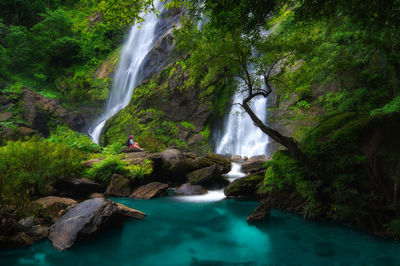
[187,164,229,189]
[192,153,231,174]
[224,174,265,197]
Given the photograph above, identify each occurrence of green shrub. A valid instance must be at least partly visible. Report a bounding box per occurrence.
[85,157,128,185]
[86,156,154,186]
[0,138,85,214]
[48,125,102,153]
[371,95,400,115]
[102,143,125,155]
[385,219,400,236]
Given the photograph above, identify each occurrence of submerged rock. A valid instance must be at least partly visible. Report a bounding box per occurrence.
[247,201,271,224]
[130,182,169,199]
[116,203,146,219]
[105,174,131,197]
[49,198,144,250]
[174,183,206,195]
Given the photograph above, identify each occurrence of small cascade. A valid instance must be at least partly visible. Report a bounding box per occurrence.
[88,0,164,144]
[174,163,247,203]
[225,162,246,182]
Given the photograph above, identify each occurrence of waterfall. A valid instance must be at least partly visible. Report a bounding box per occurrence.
[215,79,269,157]
[88,0,164,144]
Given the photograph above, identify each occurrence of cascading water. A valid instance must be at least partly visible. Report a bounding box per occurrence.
[88,0,164,144]
[215,80,269,158]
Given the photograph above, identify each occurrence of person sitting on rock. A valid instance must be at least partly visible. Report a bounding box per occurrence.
[126,135,143,150]
[126,135,135,147]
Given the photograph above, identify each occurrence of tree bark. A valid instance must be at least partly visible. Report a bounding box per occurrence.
[241,98,311,166]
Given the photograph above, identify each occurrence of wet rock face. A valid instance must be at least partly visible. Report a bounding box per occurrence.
[49,198,144,250]
[139,7,186,81]
[130,182,169,199]
[22,88,86,135]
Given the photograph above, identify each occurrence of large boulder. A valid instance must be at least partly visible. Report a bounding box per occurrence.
[53,178,104,199]
[241,156,268,174]
[130,182,169,199]
[192,153,231,174]
[187,164,229,189]
[247,201,271,224]
[161,149,184,164]
[150,149,194,183]
[224,174,265,198]
[174,183,206,195]
[105,174,131,197]
[48,198,145,250]
[35,196,78,222]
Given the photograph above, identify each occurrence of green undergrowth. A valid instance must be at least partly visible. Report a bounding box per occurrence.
[48,125,102,153]
[84,156,153,186]
[261,112,400,233]
[0,137,85,216]
[0,1,126,111]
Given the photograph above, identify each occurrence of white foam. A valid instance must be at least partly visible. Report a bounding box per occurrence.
[225,162,246,182]
[174,190,226,203]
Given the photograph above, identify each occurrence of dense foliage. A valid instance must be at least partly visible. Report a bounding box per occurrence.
[0,138,85,214]
[0,0,152,108]
[85,156,153,185]
[48,125,102,153]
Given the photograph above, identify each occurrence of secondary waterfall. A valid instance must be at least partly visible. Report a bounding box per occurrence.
[215,81,269,157]
[88,0,164,144]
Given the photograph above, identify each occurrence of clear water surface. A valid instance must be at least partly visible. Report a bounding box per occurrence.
[1,197,400,266]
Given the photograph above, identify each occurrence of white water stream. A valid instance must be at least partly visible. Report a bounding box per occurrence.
[215,83,269,158]
[88,0,164,144]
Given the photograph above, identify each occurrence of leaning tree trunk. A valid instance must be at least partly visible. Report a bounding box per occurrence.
[241,99,311,166]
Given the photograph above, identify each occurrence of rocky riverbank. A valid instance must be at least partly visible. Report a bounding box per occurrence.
[0,146,271,251]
